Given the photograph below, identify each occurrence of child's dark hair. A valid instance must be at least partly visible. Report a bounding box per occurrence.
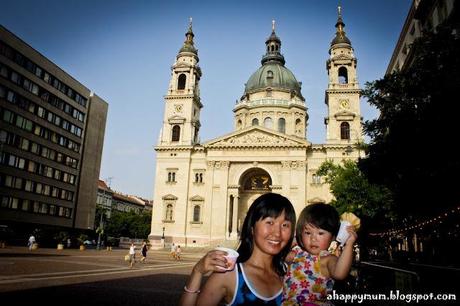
[237,192,296,276]
[296,203,340,249]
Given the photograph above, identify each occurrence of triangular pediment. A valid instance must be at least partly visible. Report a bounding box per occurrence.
[307,197,326,204]
[162,194,178,200]
[204,126,309,149]
[189,195,205,201]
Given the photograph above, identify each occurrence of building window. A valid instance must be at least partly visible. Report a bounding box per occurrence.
[171,125,180,142]
[167,171,176,183]
[338,67,348,84]
[237,120,242,129]
[295,118,302,134]
[340,122,350,140]
[278,118,286,133]
[252,118,259,126]
[193,205,201,222]
[264,117,273,129]
[194,171,204,183]
[312,174,322,185]
[177,74,186,90]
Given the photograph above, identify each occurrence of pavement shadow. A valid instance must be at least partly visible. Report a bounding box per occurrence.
[0,253,68,257]
[1,273,191,306]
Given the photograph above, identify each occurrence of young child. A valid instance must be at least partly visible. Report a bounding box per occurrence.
[282,203,357,306]
[179,193,297,306]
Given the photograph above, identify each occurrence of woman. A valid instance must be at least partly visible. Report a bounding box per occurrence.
[179,192,296,306]
[140,241,148,263]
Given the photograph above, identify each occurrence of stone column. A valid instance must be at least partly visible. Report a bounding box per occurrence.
[226,195,233,238]
[230,195,239,239]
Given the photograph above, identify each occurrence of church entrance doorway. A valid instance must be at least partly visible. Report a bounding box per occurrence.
[233,168,272,235]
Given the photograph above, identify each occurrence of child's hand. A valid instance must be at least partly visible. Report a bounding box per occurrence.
[345,226,358,246]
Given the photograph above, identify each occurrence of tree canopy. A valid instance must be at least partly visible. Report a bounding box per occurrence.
[316,159,394,226]
[104,210,151,239]
[360,22,460,220]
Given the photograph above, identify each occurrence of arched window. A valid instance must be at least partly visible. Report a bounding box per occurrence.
[340,122,350,140]
[252,118,259,126]
[295,118,302,134]
[264,117,273,129]
[237,120,242,129]
[172,125,180,142]
[193,205,200,222]
[278,118,286,133]
[177,74,186,90]
[168,172,176,182]
[166,204,174,221]
[338,67,348,84]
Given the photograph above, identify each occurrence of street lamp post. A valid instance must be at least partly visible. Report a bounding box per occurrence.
[162,227,165,248]
[96,212,104,250]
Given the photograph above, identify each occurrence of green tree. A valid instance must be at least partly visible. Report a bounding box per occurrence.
[360,21,460,219]
[316,159,394,224]
[105,210,151,239]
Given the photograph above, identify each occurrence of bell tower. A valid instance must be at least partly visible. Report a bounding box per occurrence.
[325,6,362,144]
[159,18,202,146]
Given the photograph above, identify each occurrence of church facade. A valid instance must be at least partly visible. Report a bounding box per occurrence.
[149,10,363,248]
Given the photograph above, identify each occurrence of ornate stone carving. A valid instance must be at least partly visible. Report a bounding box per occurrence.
[212,131,300,147]
[208,160,230,169]
[281,160,307,169]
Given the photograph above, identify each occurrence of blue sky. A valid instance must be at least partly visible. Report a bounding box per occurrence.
[1,0,411,199]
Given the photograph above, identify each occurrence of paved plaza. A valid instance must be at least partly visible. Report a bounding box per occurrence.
[0,246,205,305]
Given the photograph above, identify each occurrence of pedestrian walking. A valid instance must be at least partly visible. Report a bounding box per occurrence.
[140,241,148,263]
[170,242,177,260]
[28,235,36,250]
[128,242,136,268]
[176,245,182,261]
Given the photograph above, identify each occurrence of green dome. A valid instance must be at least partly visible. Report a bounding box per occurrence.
[244,63,301,95]
[331,34,351,46]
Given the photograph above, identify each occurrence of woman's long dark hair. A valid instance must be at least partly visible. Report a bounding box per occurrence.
[236,192,296,276]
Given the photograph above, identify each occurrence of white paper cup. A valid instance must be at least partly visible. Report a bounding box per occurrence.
[215,247,239,271]
[336,220,351,246]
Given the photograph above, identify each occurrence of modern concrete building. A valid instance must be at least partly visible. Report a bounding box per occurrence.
[150,9,364,248]
[0,25,108,231]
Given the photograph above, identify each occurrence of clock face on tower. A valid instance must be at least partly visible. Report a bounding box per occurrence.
[174,104,183,113]
[339,99,350,109]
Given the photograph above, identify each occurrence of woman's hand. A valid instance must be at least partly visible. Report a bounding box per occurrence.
[194,249,229,275]
[179,249,230,306]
